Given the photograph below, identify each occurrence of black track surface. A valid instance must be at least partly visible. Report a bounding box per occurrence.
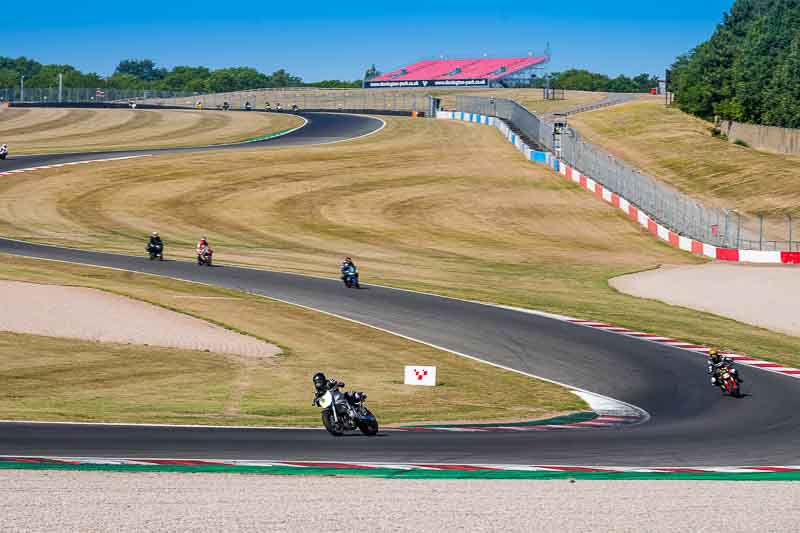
[0,113,798,466]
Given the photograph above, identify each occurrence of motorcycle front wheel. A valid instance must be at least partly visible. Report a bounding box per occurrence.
[321,409,344,436]
[358,409,379,436]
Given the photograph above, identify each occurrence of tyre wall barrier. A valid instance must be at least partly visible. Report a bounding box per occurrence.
[436,110,800,265]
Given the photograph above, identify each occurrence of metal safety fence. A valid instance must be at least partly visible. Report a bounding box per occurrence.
[0,86,431,113]
[151,88,429,112]
[0,87,197,104]
[457,95,800,251]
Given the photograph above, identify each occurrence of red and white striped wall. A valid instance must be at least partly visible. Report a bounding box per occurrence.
[438,111,800,265]
[556,160,800,264]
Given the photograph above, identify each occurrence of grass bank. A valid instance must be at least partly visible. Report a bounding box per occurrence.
[0,107,304,155]
[1,116,799,370]
[569,100,800,216]
[0,254,584,426]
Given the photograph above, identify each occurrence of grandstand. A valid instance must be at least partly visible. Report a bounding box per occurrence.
[365,56,549,89]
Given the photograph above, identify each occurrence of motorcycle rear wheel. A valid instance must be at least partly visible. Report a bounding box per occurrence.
[322,410,344,436]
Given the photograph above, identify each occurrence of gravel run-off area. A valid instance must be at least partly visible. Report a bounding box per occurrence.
[611,263,800,338]
[0,280,280,358]
[2,470,799,532]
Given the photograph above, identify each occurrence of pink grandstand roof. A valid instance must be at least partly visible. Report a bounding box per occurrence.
[372,57,548,82]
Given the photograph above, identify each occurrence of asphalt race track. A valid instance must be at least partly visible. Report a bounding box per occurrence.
[0,112,798,466]
[0,111,383,170]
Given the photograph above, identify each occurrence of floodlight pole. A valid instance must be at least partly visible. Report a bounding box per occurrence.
[20,75,24,102]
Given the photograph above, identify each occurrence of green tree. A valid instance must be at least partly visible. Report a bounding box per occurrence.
[114,59,167,81]
[672,0,800,127]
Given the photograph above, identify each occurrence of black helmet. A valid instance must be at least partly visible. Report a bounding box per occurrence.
[313,372,326,386]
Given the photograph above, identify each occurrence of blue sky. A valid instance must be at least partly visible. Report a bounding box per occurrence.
[4,0,734,81]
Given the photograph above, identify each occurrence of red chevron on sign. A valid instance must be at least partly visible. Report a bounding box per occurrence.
[405,366,437,386]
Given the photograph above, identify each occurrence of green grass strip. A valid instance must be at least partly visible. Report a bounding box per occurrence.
[2,461,799,481]
[243,128,296,143]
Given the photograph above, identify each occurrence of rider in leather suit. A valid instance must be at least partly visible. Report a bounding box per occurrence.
[708,348,741,387]
[312,372,363,407]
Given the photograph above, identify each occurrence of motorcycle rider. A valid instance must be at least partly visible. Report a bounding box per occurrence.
[312,372,342,405]
[0,143,8,159]
[708,348,741,387]
[147,231,163,255]
[196,236,213,261]
[312,372,363,407]
[341,256,358,282]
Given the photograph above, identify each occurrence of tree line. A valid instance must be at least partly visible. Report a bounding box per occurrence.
[0,57,362,93]
[671,0,800,128]
[534,69,658,93]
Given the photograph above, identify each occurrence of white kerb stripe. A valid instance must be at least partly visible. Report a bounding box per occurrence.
[585,178,597,193]
[601,188,613,203]
[702,243,717,258]
[572,170,581,184]
[678,236,693,252]
[738,250,782,264]
[657,225,670,241]
[619,197,630,213]
[637,210,649,227]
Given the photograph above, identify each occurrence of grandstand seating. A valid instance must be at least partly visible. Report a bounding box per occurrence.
[372,57,547,83]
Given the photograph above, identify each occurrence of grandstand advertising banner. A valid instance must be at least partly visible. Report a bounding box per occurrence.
[364,79,489,89]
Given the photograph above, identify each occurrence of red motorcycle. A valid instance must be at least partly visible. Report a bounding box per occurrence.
[197,246,213,266]
[718,364,742,398]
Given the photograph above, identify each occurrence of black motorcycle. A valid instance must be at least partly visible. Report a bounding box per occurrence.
[0,146,7,160]
[146,242,164,261]
[314,383,378,436]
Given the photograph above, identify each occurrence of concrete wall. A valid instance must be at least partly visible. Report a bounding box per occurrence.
[721,120,800,156]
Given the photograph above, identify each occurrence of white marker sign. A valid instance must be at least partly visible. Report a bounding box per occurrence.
[404,366,437,386]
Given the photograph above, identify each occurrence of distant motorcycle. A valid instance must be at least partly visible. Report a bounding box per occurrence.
[314,382,378,437]
[342,265,359,289]
[0,145,8,160]
[146,242,164,261]
[717,363,742,398]
[197,246,213,266]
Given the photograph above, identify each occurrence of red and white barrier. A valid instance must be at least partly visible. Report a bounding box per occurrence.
[438,110,799,265]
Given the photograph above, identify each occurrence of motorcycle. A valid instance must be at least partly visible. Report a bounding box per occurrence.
[146,242,164,261]
[342,266,360,289]
[715,363,742,398]
[0,146,8,160]
[314,384,378,437]
[197,246,213,266]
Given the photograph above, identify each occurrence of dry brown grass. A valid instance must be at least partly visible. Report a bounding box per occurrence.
[0,254,584,426]
[569,100,800,215]
[2,115,799,370]
[0,108,303,155]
